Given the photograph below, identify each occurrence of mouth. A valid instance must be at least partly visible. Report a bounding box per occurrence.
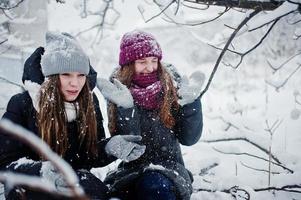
[66,90,79,95]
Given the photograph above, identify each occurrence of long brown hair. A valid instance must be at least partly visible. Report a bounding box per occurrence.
[108,62,179,135]
[37,75,98,158]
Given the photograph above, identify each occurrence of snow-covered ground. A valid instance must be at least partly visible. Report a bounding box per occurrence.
[1,0,301,199]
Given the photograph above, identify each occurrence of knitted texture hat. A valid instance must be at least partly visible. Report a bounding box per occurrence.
[119,30,162,66]
[41,31,89,76]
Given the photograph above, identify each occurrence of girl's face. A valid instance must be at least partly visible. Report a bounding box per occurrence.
[134,56,158,75]
[59,72,86,102]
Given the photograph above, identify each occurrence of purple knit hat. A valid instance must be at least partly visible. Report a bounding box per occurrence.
[119,30,162,66]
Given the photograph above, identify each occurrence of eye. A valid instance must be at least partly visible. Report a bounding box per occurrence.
[61,73,70,76]
[136,59,146,64]
[78,74,86,77]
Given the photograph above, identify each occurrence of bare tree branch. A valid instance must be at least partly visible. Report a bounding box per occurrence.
[143,0,176,23]
[0,39,8,46]
[199,162,219,176]
[75,0,119,43]
[206,115,240,131]
[202,135,282,164]
[254,184,301,193]
[264,119,283,136]
[194,185,251,199]
[199,9,261,98]
[212,146,293,173]
[161,6,231,26]
[184,0,285,11]
[248,10,298,32]
[240,161,281,174]
[221,18,279,69]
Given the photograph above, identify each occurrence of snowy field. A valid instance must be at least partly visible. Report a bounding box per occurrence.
[1,0,301,199]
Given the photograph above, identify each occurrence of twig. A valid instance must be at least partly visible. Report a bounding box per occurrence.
[199,9,261,98]
[248,9,298,32]
[254,185,301,193]
[194,186,250,199]
[203,136,281,164]
[266,51,301,73]
[205,115,240,131]
[223,18,279,69]
[145,0,176,23]
[161,7,230,26]
[212,147,293,173]
[240,161,281,174]
[199,162,219,176]
[265,64,301,91]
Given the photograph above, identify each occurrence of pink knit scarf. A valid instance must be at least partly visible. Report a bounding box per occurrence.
[130,72,162,110]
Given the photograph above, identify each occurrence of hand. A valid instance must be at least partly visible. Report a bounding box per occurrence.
[178,71,205,106]
[22,47,45,84]
[97,78,134,108]
[105,135,146,162]
[40,161,69,192]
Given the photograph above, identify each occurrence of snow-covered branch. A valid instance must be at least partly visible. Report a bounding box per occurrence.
[265,64,301,91]
[267,51,301,73]
[0,173,75,198]
[0,0,25,10]
[0,119,87,199]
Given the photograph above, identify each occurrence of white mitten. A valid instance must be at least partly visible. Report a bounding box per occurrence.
[40,161,69,192]
[105,135,146,162]
[97,78,134,108]
[178,71,205,106]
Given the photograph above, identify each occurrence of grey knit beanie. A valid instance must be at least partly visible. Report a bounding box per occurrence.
[41,31,89,76]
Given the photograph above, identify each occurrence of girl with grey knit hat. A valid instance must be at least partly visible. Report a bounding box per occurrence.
[98,30,205,200]
[0,31,146,200]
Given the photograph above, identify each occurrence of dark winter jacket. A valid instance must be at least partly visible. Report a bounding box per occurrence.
[0,47,115,175]
[104,64,203,200]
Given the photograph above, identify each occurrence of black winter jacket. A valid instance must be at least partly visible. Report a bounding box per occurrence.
[0,46,115,175]
[0,92,114,173]
[104,64,203,200]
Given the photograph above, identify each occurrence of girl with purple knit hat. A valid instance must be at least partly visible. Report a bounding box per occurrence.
[97,30,205,200]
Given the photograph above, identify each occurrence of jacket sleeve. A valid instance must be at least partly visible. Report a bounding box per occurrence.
[174,97,203,146]
[115,106,141,136]
[0,94,41,176]
[92,94,116,167]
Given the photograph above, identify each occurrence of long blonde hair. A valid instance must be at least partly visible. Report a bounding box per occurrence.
[37,75,98,158]
[108,62,179,135]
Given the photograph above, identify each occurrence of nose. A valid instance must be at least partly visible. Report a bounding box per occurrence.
[145,63,154,73]
[69,77,79,87]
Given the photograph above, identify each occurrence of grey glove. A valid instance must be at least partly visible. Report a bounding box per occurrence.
[105,135,146,162]
[178,71,205,106]
[40,161,69,192]
[97,78,134,108]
